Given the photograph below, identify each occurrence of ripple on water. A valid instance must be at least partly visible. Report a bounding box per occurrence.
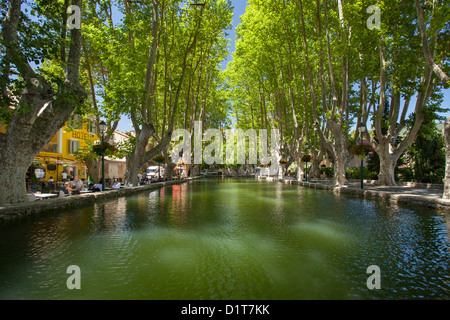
[0,180,449,300]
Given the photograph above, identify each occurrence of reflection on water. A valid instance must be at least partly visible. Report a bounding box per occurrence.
[0,179,449,300]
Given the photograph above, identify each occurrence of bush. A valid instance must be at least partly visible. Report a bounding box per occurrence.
[424,168,444,184]
[367,171,378,180]
[346,167,360,179]
[320,167,334,178]
[397,167,414,182]
[397,167,444,184]
[346,167,378,180]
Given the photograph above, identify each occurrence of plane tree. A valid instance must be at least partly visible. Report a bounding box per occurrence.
[0,0,85,205]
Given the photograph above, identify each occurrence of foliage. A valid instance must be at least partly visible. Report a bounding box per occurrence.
[152,154,166,164]
[224,0,449,186]
[114,134,137,159]
[351,144,375,160]
[92,142,117,157]
[259,162,271,167]
[403,122,446,184]
[346,167,378,181]
[320,167,334,179]
[301,155,312,162]
[397,167,414,182]
[74,139,121,162]
[0,0,68,121]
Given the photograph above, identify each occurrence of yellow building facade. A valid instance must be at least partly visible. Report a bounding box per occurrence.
[1,116,130,186]
[33,121,100,182]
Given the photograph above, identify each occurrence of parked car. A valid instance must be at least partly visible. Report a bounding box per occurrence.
[146,166,164,179]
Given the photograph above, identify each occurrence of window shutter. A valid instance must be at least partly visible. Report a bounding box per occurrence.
[69,139,81,155]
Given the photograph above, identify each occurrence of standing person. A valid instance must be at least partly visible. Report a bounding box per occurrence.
[61,171,68,182]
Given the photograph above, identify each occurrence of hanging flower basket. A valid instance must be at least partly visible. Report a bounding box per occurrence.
[153,154,166,164]
[92,142,116,156]
[279,159,289,165]
[301,155,312,162]
[352,144,375,160]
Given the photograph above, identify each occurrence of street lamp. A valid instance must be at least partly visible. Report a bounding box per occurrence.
[99,120,107,192]
[358,123,366,190]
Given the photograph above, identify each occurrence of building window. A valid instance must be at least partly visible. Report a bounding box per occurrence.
[42,141,58,153]
[88,121,97,135]
[69,139,81,155]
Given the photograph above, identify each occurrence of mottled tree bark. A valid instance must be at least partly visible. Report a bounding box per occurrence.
[443,118,450,199]
[0,0,85,205]
[85,158,100,184]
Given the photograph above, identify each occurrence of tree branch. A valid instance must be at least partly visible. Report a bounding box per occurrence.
[414,0,450,84]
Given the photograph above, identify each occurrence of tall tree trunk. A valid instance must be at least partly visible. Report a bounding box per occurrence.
[297,157,304,181]
[413,0,449,198]
[333,152,347,187]
[165,162,176,181]
[328,120,349,186]
[443,118,450,199]
[377,142,398,186]
[85,158,100,184]
[0,0,85,205]
[125,124,154,186]
[124,1,158,186]
[0,144,35,204]
[309,147,323,179]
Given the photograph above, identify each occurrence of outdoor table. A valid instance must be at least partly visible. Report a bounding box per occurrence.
[34,193,58,200]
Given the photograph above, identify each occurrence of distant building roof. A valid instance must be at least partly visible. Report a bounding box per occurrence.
[398,120,444,137]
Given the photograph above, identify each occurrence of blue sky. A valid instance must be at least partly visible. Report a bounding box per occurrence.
[221,0,248,70]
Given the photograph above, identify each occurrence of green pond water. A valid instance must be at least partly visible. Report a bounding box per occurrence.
[0,179,449,300]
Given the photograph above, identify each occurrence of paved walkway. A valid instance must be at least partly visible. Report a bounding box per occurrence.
[344,182,444,199]
[262,176,450,211]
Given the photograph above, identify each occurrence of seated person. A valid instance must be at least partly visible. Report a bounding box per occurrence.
[62,182,76,195]
[88,181,102,192]
[70,183,80,194]
[112,179,121,189]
